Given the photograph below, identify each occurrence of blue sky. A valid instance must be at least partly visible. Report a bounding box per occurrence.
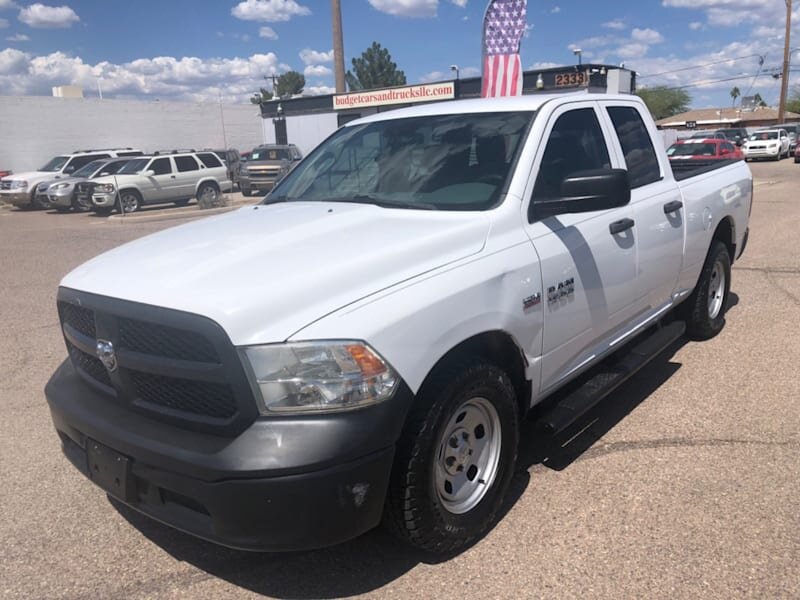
[0,0,796,109]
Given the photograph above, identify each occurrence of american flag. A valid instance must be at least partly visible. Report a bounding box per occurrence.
[481,0,527,97]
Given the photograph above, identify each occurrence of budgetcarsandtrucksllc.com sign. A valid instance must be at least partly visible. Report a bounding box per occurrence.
[333,82,456,110]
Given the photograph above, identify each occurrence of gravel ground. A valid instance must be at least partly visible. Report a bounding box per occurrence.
[1,162,798,599]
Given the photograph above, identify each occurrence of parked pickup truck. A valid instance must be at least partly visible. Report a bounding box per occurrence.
[46,93,751,555]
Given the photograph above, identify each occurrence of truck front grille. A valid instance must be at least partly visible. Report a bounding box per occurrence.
[1,181,11,190]
[56,290,257,435]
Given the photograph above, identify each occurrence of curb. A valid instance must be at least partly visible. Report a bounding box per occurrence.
[105,199,257,224]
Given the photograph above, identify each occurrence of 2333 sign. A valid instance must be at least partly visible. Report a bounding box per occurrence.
[554,72,587,88]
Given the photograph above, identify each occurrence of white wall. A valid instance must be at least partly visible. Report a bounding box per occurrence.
[0,96,265,173]
[285,113,339,155]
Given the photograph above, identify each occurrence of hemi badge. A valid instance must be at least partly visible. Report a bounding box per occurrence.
[523,293,542,310]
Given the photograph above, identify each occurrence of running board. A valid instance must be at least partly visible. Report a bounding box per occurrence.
[535,321,686,435]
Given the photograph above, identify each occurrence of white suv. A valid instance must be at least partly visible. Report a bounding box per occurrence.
[743,129,791,161]
[0,148,143,209]
[90,151,232,214]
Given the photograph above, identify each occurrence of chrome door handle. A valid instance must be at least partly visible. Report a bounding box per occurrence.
[609,218,635,235]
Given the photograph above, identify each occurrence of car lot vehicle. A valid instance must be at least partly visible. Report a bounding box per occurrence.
[205,148,241,189]
[0,169,11,179]
[743,129,790,161]
[768,123,799,151]
[89,151,232,214]
[36,158,134,212]
[718,127,749,146]
[687,130,730,141]
[795,143,800,163]
[238,144,302,196]
[0,148,143,209]
[47,93,752,555]
[666,138,743,174]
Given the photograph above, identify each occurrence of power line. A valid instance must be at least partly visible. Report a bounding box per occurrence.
[637,53,764,79]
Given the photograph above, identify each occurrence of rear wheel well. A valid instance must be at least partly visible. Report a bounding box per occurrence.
[419,331,530,418]
[197,179,220,192]
[713,217,735,262]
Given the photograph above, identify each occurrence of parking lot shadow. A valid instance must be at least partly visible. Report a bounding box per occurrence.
[111,336,689,598]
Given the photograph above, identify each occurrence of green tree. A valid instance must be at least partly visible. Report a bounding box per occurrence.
[275,71,305,97]
[752,93,767,108]
[730,86,740,108]
[345,42,406,91]
[786,87,800,114]
[635,85,691,120]
[250,87,273,105]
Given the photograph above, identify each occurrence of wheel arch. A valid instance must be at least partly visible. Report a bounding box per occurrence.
[416,330,531,419]
[712,216,736,263]
[195,178,220,194]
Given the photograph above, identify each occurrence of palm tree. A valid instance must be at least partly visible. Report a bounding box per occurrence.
[730,86,741,108]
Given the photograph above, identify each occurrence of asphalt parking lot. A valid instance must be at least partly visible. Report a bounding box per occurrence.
[1,161,798,599]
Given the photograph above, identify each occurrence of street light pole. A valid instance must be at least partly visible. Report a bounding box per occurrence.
[331,0,346,93]
[778,0,792,122]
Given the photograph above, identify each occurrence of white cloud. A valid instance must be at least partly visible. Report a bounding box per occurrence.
[419,70,444,83]
[232,32,251,42]
[18,3,79,28]
[258,26,277,39]
[231,0,310,23]
[451,0,467,7]
[528,61,563,69]
[0,50,292,102]
[303,64,331,77]
[299,48,333,64]
[603,19,625,30]
[550,6,561,14]
[631,28,664,44]
[663,0,786,28]
[460,66,480,77]
[0,0,16,9]
[616,42,649,59]
[0,18,7,28]
[689,21,704,30]
[7,33,29,41]
[368,0,438,18]
[305,84,335,95]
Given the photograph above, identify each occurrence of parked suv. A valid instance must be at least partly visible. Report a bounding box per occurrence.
[239,144,302,196]
[36,158,135,212]
[0,148,143,209]
[205,148,241,189]
[90,151,232,214]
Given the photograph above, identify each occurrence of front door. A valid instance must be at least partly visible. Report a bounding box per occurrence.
[522,102,639,394]
[144,157,175,202]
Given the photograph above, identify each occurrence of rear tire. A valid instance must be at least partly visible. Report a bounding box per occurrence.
[682,241,731,340]
[384,360,519,554]
[241,188,252,197]
[197,182,220,208]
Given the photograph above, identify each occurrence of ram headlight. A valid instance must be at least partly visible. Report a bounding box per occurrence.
[52,182,70,190]
[97,183,115,193]
[243,341,399,414]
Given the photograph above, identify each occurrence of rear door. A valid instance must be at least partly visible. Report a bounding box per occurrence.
[522,101,639,394]
[600,101,685,311]
[173,155,202,197]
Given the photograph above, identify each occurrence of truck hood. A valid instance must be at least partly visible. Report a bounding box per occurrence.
[2,170,61,183]
[61,202,491,345]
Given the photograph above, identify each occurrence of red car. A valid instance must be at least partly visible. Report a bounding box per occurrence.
[667,138,744,163]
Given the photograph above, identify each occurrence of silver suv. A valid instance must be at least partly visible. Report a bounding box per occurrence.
[0,148,143,209]
[36,157,134,212]
[90,151,232,214]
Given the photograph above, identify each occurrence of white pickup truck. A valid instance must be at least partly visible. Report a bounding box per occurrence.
[46,93,752,555]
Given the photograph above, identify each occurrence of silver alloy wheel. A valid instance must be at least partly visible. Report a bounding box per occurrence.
[199,185,218,205]
[434,396,502,515]
[708,257,726,319]
[120,192,139,213]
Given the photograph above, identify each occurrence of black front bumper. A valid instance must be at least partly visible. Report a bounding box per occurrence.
[46,359,413,551]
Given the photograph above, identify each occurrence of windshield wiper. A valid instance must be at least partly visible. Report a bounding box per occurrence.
[326,194,438,211]
[261,195,290,205]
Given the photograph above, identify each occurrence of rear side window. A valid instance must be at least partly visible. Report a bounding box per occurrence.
[174,155,200,172]
[197,153,222,168]
[606,106,661,189]
[533,108,611,201]
[150,157,172,175]
[67,154,111,171]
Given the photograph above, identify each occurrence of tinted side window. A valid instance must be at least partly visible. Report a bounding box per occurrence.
[174,155,200,172]
[722,143,735,153]
[150,157,172,175]
[197,153,222,168]
[533,108,611,201]
[607,106,661,188]
[68,154,111,171]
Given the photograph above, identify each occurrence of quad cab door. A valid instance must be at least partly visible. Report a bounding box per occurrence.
[521,101,639,395]
[599,100,685,310]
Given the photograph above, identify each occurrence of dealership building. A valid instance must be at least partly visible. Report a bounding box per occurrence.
[258,64,636,155]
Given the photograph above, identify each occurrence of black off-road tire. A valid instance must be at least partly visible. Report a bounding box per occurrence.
[384,360,519,554]
[682,240,731,340]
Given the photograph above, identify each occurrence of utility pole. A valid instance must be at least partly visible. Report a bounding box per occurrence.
[331,0,346,93]
[778,0,792,122]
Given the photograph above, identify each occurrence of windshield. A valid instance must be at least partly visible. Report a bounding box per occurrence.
[251,148,291,161]
[750,131,778,141]
[72,160,107,178]
[117,158,150,174]
[39,156,70,172]
[667,142,718,157]
[268,111,534,211]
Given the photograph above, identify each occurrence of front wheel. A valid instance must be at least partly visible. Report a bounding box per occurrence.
[384,361,519,554]
[117,190,141,213]
[682,240,731,340]
[241,188,252,197]
[197,182,220,208]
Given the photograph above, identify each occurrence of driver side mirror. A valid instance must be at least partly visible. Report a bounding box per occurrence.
[140,170,155,177]
[64,165,76,174]
[530,169,631,220]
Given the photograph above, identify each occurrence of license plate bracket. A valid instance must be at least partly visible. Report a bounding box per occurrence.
[86,439,133,502]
